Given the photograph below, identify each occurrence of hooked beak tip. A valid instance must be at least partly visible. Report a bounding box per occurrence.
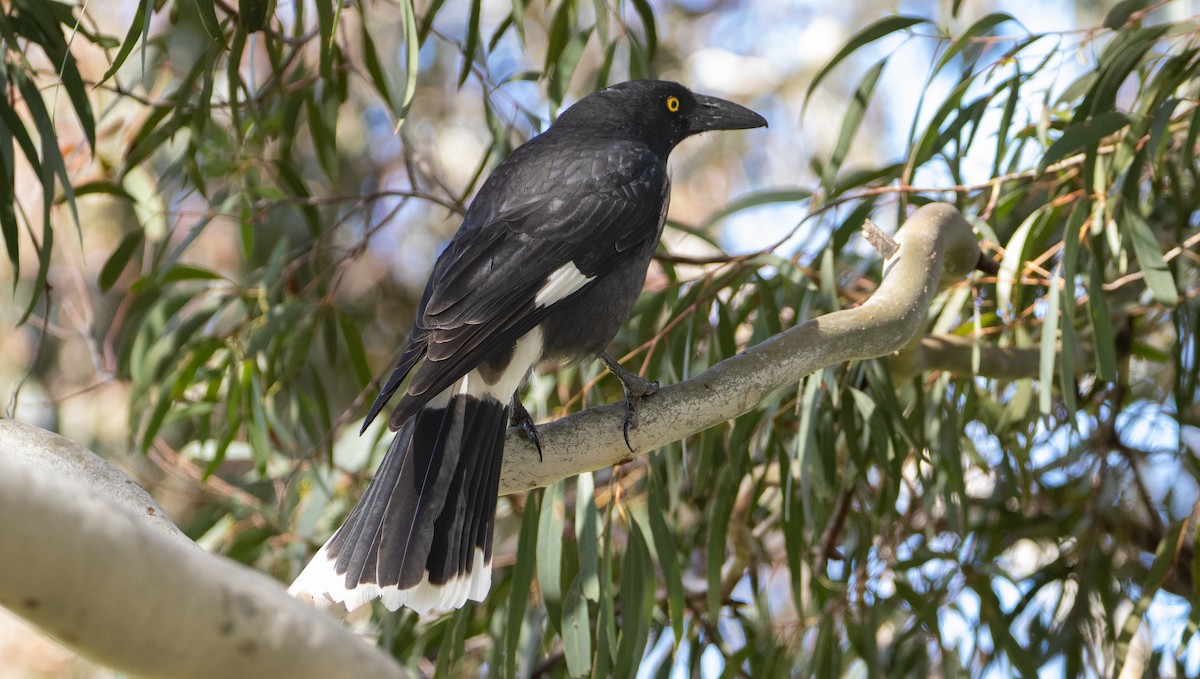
[689,94,768,133]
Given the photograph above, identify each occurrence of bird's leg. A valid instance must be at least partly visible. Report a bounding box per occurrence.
[597,352,659,452]
[509,395,543,462]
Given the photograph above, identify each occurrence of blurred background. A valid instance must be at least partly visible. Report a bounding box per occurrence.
[2,0,1199,676]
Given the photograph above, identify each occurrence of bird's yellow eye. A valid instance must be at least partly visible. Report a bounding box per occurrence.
[666,96,680,112]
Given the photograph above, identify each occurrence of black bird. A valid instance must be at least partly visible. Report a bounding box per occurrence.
[289,80,766,614]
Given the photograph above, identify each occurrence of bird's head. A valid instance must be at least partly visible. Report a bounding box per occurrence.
[554,80,767,155]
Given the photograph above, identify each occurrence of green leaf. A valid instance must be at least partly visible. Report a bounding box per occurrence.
[648,471,684,644]
[934,13,1017,75]
[706,464,738,616]
[275,163,320,236]
[458,0,482,86]
[614,520,653,679]
[992,74,1021,178]
[13,67,77,229]
[337,312,372,388]
[574,472,599,601]
[549,28,591,107]
[1103,0,1149,30]
[305,91,339,181]
[1113,521,1185,677]
[832,198,875,253]
[1059,205,1086,419]
[140,379,177,452]
[245,364,273,468]
[100,0,151,83]
[700,188,811,230]
[537,481,565,634]
[504,494,540,679]
[239,0,273,32]
[417,0,448,42]
[1038,111,1130,173]
[1123,204,1178,308]
[21,1,97,151]
[195,0,227,47]
[1147,98,1181,166]
[562,576,592,678]
[627,33,652,81]
[907,75,975,172]
[796,371,823,519]
[120,41,209,174]
[513,0,534,41]
[630,0,657,59]
[72,180,135,201]
[99,231,144,292]
[810,601,838,674]
[360,18,395,115]
[0,101,19,274]
[160,264,222,283]
[314,0,334,79]
[0,72,42,178]
[822,58,884,192]
[805,15,930,114]
[996,206,1045,320]
[1039,262,1061,416]
[396,0,420,123]
[595,41,617,90]
[1076,25,1170,119]
[1087,249,1117,382]
[543,1,574,86]
[434,607,471,677]
[594,503,617,676]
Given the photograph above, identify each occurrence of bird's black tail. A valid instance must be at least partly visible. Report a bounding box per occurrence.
[289,393,508,614]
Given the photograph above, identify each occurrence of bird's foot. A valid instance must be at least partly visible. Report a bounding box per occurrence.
[598,352,659,452]
[510,397,543,462]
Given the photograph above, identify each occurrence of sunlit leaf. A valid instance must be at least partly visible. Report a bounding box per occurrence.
[1038,111,1130,173]
[933,13,1018,76]
[562,576,591,678]
[195,0,227,46]
[822,58,885,192]
[805,15,930,113]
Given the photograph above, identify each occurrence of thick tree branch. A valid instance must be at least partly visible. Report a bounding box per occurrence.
[497,202,984,494]
[0,419,407,679]
[893,334,1091,382]
[1,202,984,663]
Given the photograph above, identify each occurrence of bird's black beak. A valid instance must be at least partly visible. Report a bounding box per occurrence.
[688,94,768,133]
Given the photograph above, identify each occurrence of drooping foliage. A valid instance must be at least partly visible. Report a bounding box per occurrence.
[2,0,1198,676]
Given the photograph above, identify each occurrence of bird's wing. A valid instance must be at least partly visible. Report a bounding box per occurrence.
[363,143,667,431]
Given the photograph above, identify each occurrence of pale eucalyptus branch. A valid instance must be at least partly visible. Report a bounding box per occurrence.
[497,202,985,494]
[893,334,1091,382]
[1,202,985,664]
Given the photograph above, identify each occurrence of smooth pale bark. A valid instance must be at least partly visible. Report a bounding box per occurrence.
[0,419,408,679]
[891,333,1091,382]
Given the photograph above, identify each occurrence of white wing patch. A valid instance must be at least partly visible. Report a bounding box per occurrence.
[534,262,595,307]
